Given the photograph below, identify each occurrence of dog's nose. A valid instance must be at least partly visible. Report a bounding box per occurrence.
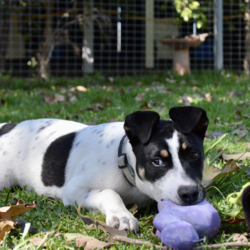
[178,185,199,205]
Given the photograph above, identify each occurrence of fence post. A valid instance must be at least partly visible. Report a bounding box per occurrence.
[145,0,154,68]
[83,0,94,74]
[214,0,223,71]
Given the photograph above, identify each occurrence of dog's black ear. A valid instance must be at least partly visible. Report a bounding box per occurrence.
[124,111,160,144]
[169,106,209,137]
[242,185,250,232]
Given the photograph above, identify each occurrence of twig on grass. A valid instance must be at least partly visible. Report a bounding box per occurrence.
[195,241,250,249]
[112,235,168,250]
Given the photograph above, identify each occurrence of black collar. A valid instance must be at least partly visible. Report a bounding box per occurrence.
[118,135,136,187]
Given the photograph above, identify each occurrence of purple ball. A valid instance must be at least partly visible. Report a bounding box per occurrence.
[160,221,199,250]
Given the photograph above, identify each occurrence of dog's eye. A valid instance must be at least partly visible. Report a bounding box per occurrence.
[190,152,199,160]
[152,159,164,167]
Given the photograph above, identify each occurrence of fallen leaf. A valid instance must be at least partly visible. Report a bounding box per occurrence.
[55,94,66,102]
[65,233,111,249]
[29,237,45,246]
[76,86,88,92]
[209,132,224,139]
[75,237,110,249]
[235,110,242,120]
[0,220,14,240]
[134,93,145,102]
[0,200,37,221]
[107,77,114,83]
[181,95,193,106]
[0,200,37,240]
[204,93,213,102]
[140,102,152,110]
[222,218,245,224]
[44,94,58,104]
[165,78,176,84]
[233,233,248,243]
[222,152,250,161]
[202,160,239,187]
[135,81,143,86]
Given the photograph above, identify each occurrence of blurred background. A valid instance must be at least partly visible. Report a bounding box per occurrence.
[0,0,247,78]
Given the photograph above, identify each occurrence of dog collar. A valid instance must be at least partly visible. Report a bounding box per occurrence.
[118,135,136,187]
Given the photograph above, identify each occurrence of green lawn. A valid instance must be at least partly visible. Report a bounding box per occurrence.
[0,71,250,249]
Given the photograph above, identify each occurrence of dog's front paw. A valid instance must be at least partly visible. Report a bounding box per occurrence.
[106,210,139,233]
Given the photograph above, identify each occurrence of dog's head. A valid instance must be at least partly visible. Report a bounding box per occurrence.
[124,106,208,206]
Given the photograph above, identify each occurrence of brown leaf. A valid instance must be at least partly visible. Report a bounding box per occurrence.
[134,93,145,102]
[104,97,112,104]
[140,102,152,110]
[0,200,37,221]
[222,218,245,224]
[235,110,242,120]
[233,233,249,243]
[0,220,14,240]
[0,200,37,240]
[75,237,110,249]
[204,93,213,102]
[29,237,46,246]
[202,160,239,187]
[135,81,143,86]
[44,94,58,104]
[222,152,250,161]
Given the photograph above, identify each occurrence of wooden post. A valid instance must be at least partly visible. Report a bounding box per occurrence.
[145,0,154,68]
[83,0,94,73]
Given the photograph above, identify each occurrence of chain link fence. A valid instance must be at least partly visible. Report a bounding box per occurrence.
[0,0,247,77]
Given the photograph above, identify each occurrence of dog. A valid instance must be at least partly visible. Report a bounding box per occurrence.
[0,106,208,233]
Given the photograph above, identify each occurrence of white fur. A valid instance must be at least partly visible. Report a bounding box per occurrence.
[0,119,203,231]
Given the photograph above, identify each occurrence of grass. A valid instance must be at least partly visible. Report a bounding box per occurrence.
[0,71,250,249]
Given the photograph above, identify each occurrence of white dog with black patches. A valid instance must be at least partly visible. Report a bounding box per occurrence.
[0,106,208,233]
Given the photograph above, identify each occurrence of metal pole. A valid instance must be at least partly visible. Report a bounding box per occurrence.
[145,0,154,68]
[214,0,223,71]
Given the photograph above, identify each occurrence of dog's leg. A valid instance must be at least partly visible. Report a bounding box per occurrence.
[63,183,139,232]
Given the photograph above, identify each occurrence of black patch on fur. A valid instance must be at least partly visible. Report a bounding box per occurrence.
[242,185,250,231]
[41,132,76,187]
[0,124,16,137]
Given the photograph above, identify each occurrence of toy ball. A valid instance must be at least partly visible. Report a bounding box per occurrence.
[153,200,221,250]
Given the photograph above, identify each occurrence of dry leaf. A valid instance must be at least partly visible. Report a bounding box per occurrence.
[0,220,14,240]
[181,95,193,106]
[204,93,212,102]
[222,152,250,161]
[165,78,176,84]
[0,200,37,221]
[44,94,58,104]
[76,86,88,92]
[233,233,249,243]
[134,93,145,102]
[235,110,242,120]
[65,233,111,249]
[140,102,152,110]
[0,200,37,240]
[135,81,143,86]
[222,218,245,224]
[202,160,239,187]
[29,237,45,246]
[75,237,110,249]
